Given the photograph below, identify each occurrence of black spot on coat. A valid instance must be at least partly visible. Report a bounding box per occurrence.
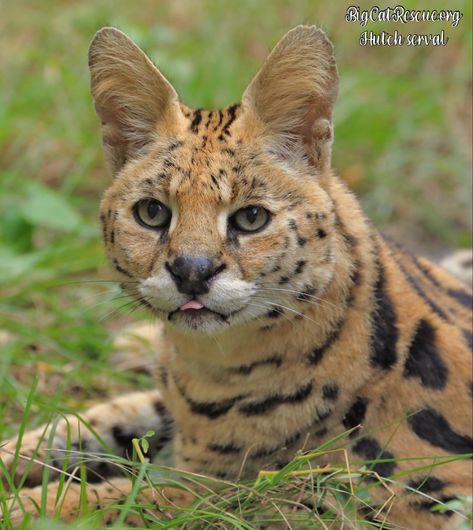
[407,407,473,455]
[322,383,339,400]
[369,261,398,369]
[343,397,368,434]
[229,354,283,375]
[447,288,472,310]
[403,320,448,389]
[352,437,396,477]
[112,426,138,449]
[174,378,246,420]
[408,476,447,493]
[294,260,306,274]
[208,442,241,454]
[239,381,313,416]
[307,318,344,365]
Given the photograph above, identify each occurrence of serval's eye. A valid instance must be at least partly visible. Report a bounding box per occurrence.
[230,206,271,233]
[133,199,171,229]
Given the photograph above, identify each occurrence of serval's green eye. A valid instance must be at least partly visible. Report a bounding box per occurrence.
[230,206,271,233]
[133,199,171,229]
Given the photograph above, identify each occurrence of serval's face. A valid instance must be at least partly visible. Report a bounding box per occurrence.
[91,26,338,333]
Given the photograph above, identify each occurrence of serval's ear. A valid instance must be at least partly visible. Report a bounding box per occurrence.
[241,26,338,172]
[88,27,183,175]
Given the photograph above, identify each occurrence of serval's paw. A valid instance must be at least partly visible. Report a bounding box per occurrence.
[1,390,172,490]
[1,426,57,488]
[1,477,196,527]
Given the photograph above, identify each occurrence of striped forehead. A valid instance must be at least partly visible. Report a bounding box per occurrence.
[181,104,241,141]
[159,104,243,201]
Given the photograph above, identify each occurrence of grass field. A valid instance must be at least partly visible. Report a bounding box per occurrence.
[0,0,472,528]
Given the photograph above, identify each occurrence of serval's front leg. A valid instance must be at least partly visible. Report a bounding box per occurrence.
[2,476,196,526]
[0,390,173,489]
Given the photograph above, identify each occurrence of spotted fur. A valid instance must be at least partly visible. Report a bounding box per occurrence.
[2,26,472,529]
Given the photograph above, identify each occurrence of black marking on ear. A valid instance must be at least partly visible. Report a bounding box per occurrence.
[307,318,344,365]
[403,319,448,389]
[113,259,132,278]
[208,442,241,454]
[369,261,398,369]
[294,260,306,274]
[352,437,396,477]
[322,383,339,400]
[343,397,368,434]
[190,108,203,133]
[408,407,473,455]
[229,354,283,375]
[317,229,327,239]
[239,381,313,416]
[408,476,447,493]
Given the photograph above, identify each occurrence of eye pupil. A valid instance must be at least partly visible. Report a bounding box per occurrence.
[147,201,161,219]
[246,207,259,224]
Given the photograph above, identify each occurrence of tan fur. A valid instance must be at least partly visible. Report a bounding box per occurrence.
[1,26,472,529]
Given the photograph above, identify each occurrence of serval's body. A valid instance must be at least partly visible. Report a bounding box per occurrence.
[2,26,472,530]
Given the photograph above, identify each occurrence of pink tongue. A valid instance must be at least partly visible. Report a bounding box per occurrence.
[180,300,204,311]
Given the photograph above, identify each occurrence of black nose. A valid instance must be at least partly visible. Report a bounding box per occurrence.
[166,256,226,296]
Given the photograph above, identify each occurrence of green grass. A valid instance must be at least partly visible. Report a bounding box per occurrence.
[2,407,471,528]
[0,0,472,528]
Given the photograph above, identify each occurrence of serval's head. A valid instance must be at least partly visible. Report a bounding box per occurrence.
[90,26,339,334]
